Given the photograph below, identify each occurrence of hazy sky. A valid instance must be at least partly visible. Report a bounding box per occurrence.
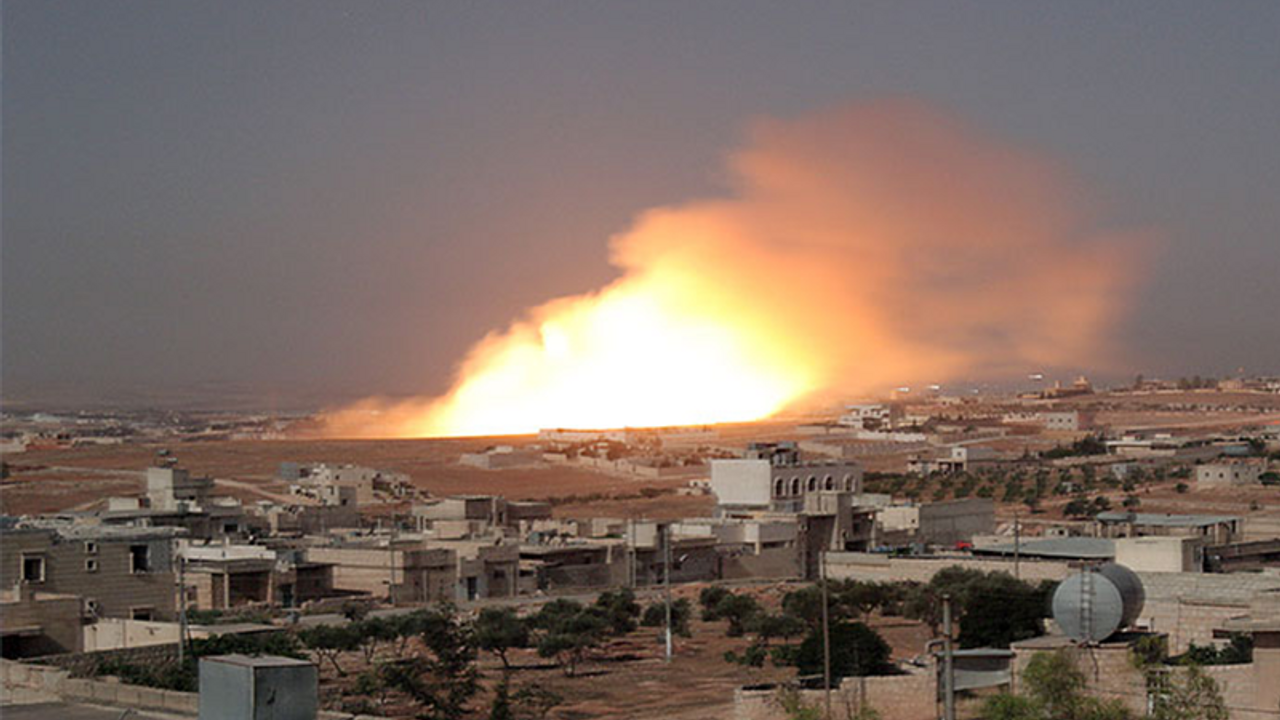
[3,1,1278,409]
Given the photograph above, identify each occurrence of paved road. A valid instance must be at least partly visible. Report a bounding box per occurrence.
[0,702,184,720]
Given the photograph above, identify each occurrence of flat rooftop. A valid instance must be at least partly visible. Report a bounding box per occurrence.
[1096,512,1241,527]
[973,537,1114,559]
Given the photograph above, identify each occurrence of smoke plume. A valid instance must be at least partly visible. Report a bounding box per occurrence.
[320,100,1149,438]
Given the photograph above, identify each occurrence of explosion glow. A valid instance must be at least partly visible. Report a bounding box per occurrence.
[321,100,1150,438]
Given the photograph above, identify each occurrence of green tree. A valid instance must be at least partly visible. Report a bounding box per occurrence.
[640,598,692,637]
[594,588,641,635]
[298,623,360,676]
[836,580,888,619]
[511,683,563,720]
[533,601,609,677]
[699,586,731,619]
[475,607,529,669]
[488,679,514,720]
[983,651,1135,720]
[382,604,479,720]
[1150,665,1228,720]
[751,612,807,647]
[958,574,1051,648]
[795,621,892,686]
[781,585,825,630]
[354,616,401,664]
[982,693,1041,720]
[1063,498,1093,518]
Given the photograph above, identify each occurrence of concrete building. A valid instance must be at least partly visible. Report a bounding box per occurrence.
[1094,512,1242,546]
[304,537,517,604]
[183,544,276,610]
[0,524,182,621]
[459,446,542,469]
[836,403,901,430]
[146,466,213,512]
[1113,536,1203,573]
[906,445,997,475]
[0,586,83,658]
[916,498,995,547]
[287,463,410,506]
[180,544,334,610]
[709,443,861,513]
[412,495,508,535]
[304,542,456,604]
[1195,462,1264,488]
[519,542,626,591]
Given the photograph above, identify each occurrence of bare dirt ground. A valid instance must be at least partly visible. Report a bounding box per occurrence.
[1,438,716,516]
[0,468,142,515]
[316,582,931,720]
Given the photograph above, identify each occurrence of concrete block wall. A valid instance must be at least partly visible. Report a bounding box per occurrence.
[734,672,936,720]
[1135,571,1280,653]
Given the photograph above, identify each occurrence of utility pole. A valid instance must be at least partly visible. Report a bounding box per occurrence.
[820,548,832,720]
[627,517,635,589]
[1013,512,1021,581]
[663,523,673,663]
[942,594,956,720]
[177,548,187,665]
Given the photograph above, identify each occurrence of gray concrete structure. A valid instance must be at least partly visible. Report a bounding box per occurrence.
[198,654,317,720]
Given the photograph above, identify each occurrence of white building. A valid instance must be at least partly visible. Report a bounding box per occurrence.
[836,404,900,430]
[907,445,997,475]
[709,443,861,513]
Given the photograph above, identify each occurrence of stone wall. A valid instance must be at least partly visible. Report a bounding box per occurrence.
[734,672,937,720]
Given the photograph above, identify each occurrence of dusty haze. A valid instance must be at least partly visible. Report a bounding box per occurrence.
[320,101,1152,438]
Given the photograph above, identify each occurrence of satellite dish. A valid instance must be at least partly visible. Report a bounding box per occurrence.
[1052,563,1145,643]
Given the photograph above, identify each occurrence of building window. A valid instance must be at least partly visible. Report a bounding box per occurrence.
[84,541,98,555]
[824,475,834,490]
[21,554,45,583]
[130,545,150,574]
[131,607,154,621]
[86,599,101,617]
[807,476,817,492]
[86,558,99,573]
[774,479,785,497]
[790,478,800,495]
[844,475,854,491]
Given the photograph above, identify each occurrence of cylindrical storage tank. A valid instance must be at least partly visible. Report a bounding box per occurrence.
[1051,563,1145,643]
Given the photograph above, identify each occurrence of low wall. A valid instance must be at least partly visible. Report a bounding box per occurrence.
[1,658,198,715]
[3,658,384,719]
[1011,639,1277,720]
[734,671,937,720]
[84,618,182,652]
[825,553,1073,584]
[37,643,179,677]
